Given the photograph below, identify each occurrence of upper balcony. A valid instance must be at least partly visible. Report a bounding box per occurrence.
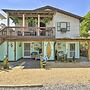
[0,26,55,41]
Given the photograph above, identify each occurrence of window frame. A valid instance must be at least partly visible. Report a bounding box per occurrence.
[57,22,70,31]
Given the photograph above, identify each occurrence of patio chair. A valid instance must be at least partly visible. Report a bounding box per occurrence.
[17,31,22,36]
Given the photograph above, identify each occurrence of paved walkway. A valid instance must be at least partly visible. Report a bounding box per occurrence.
[21,59,40,69]
[3,56,89,69]
[46,61,90,68]
[9,59,40,69]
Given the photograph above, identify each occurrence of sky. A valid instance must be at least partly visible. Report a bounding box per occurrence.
[0,0,89,16]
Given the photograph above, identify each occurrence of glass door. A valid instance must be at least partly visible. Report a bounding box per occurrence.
[24,43,31,58]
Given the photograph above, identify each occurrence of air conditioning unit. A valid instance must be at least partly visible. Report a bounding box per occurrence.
[61,28,67,32]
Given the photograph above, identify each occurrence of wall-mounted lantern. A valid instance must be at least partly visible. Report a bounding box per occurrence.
[11,43,13,47]
[19,43,21,47]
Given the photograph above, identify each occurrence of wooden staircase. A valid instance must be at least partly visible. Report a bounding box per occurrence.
[0,26,7,45]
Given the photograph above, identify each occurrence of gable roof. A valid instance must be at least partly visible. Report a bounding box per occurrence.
[2,5,82,20]
[34,6,82,20]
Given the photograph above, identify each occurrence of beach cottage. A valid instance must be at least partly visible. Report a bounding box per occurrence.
[0,6,82,61]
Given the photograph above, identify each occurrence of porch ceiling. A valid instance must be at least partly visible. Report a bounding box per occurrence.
[2,9,55,18]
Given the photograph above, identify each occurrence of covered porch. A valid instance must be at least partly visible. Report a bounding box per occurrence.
[56,38,90,62]
[2,8,56,37]
[0,38,90,62]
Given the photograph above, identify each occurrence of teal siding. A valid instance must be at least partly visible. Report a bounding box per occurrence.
[16,42,22,60]
[0,41,7,61]
[0,41,23,61]
[8,42,14,61]
[0,41,15,61]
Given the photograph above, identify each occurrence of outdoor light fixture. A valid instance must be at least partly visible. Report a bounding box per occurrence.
[19,43,21,47]
[11,43,13,47]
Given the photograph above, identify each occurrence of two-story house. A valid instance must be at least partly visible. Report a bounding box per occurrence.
[0,6,82,61]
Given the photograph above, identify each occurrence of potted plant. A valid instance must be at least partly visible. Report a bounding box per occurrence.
[3,55,9,69]
[41,17,51,25]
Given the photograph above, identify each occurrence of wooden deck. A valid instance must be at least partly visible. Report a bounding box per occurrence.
[0,35,55,41]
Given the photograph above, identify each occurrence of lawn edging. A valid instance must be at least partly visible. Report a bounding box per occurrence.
[0,84,43,88]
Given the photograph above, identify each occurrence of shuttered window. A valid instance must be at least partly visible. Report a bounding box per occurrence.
[57,22,70,31]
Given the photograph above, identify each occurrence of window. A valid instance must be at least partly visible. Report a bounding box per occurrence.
[70,44,75,51]
[57,22,70,31]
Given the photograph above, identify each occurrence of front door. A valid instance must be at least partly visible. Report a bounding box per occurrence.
[24,43,31,58]
[69,43,75,58]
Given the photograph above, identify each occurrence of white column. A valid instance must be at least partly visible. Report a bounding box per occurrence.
[23,14,25,27]
[37,14,40,36]
[22,14,25,35]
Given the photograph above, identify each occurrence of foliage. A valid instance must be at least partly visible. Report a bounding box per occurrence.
[3,55,9,69]
[26,17,37,26]
[41,17,51,25]
[80,11,90,37]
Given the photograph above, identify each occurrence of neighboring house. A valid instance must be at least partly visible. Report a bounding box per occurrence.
[0,13,6,29]
[0,13,6,20]
[0,6,82,61]
[0,12,6,25]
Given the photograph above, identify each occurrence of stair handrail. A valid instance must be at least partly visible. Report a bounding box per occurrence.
[0,26,7,32]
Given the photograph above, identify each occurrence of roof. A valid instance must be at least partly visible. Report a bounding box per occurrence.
[2,5,82,20]
[34,6,82,20]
